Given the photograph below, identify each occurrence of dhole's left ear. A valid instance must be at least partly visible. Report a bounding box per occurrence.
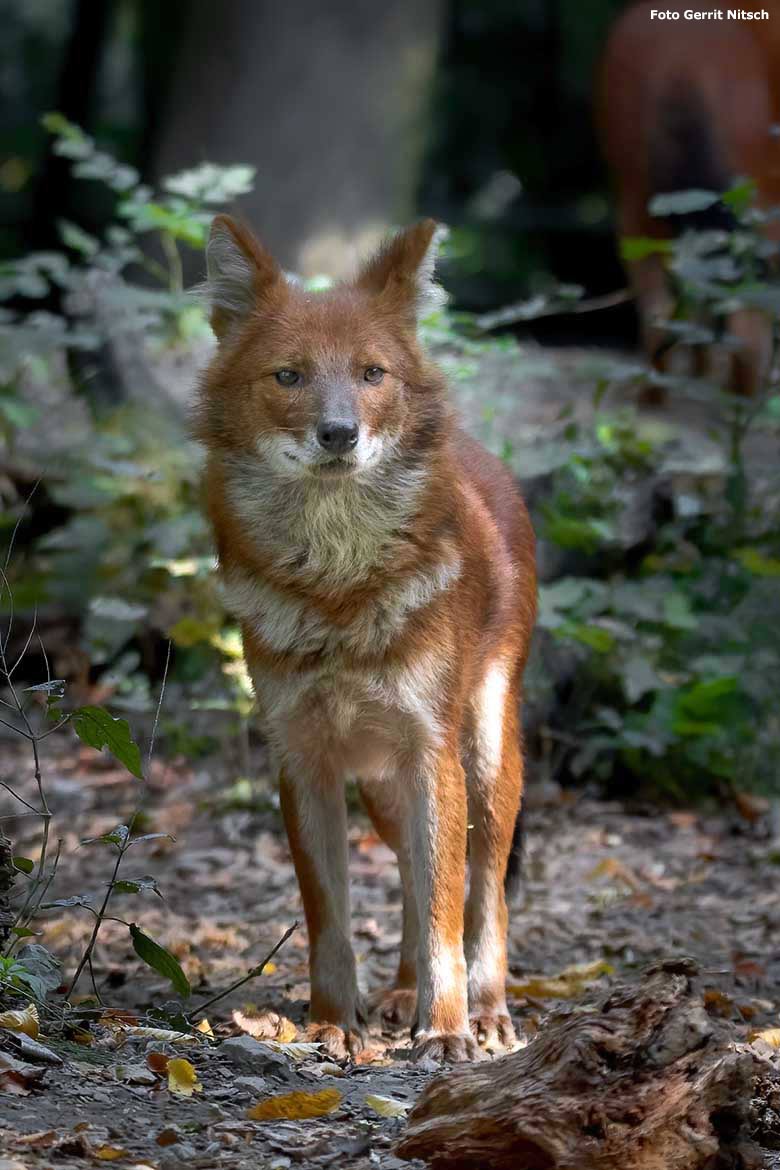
[204,214,281,341]
[357,219,447,321]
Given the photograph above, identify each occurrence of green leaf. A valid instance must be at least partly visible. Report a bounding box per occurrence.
[126,832,176,847]
[12,857,34,875]
[112,876,162,898]
[71,707,143,779]
[129,924,190,998]
[81,824,130,848]
[734,547,780,577]
[721,178,757,216]
[41,895,92,909]
[559,622,615,654]
[648,189,720,216]
[162,162,255,204]
[58,219,99,257]
[621,655,660,703]
[15,944,62,1000]
[620,236,673,262]
[663,592,698,631]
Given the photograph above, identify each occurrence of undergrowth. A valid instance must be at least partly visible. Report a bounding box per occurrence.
[0,123,779,1025]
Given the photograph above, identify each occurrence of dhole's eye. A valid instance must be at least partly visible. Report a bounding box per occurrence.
[364,366,385,384]
[275,369,300,387]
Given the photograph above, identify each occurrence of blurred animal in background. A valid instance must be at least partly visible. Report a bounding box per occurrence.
[597,0,780,395]
[197,216,537,1062]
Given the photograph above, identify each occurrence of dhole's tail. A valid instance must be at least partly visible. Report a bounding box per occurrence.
[649,82,738,234]
[504,803,524,902]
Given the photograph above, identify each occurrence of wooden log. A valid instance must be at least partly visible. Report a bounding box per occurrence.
[397,959,778,1170]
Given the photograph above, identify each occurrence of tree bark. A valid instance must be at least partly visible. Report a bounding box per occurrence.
[397,959,780,1170]
[150,0,445,278]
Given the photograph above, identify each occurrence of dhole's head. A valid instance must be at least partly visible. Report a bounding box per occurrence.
[196,216,448,481]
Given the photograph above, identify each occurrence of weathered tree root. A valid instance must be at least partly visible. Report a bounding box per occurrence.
[397,959,780,1170]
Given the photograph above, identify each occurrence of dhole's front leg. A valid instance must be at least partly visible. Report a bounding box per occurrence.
[279,769,365,1059]
[406,747,479,1062]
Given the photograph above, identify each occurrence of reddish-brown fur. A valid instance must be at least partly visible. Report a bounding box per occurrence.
[597,0,780,394]
[196,215,536,1062]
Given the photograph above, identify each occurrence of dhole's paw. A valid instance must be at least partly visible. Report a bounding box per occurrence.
[412,1030,484,1063]
[305,1021,365,1062]
[470,1011,517,1053]
[368,987,417,1032]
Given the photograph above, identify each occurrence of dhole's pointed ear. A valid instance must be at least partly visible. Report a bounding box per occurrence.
[204,215,281,340]
[357,219,447,321]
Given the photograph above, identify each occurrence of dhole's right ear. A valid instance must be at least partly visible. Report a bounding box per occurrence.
[204,215,281,341]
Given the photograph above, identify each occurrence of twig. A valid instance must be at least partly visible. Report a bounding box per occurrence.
[146,640,171,772]
[0,779,41,814]
[65,821,135,1001]
[475,287,633,332]
[3,479,39,574]
[189,922,298,1018]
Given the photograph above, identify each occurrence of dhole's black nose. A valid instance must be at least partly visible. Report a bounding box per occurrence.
[316,419,359,455]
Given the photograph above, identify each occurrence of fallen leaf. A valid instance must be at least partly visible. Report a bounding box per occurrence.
[734,958,766,982]
[0,1003,39,1039]
[146,1051,169,1075]
[750,1027,780,1048]
[167,1057,202,1096]
[115,1025,197,1044]
[303,1061,346,1079]
[260,1039,321,1060]
[247,1087,342,1121]
[94,1146,127,1161]
[588,857,643,893]
[507,959,613,1000]
[365,1093,409,1118]
[114,1062,157,1085]
[156,1128,180,1147]
[100,1009,138,1026]
[0,1050,44,1095]
[734,791,769,824]
[195,1018,214,1039]
[232,1008,296,1043]
[703,989,734,1018]
[13,1131,57,1149]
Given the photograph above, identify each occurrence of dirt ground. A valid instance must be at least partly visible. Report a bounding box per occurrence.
[2,733,780,1169]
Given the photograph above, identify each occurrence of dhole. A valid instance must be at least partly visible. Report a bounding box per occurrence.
[597,0,780,394]
[196,215,536,1061]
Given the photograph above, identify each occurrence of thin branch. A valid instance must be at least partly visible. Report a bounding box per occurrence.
[0,781,38,814]
[3,479,40,573]
[36,633,51,688]
[38,715,72,741]
[189,922,298,1019]
[475,287,633,332]
[65,816,136,1000]
[6,606,38,680]
[147,640,171,773]
[0,716,30,739]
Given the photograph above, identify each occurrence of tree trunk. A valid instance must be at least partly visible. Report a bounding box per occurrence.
[397,959,780,1170]
[150,0,445,278]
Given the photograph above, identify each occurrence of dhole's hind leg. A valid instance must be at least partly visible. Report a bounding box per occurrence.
[279,769,365,1059]
[464,674,524,1052]
[359,779,418,1032]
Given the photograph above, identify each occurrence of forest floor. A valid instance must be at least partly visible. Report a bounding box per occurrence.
[1,735,780,1169]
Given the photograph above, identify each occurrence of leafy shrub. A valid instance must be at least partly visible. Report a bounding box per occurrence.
[535,183,780,797]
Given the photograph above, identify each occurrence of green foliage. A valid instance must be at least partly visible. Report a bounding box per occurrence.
[0,118,254,735]
[71,707,143,779]
[537,183,780,797]
[129,924,190,999]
